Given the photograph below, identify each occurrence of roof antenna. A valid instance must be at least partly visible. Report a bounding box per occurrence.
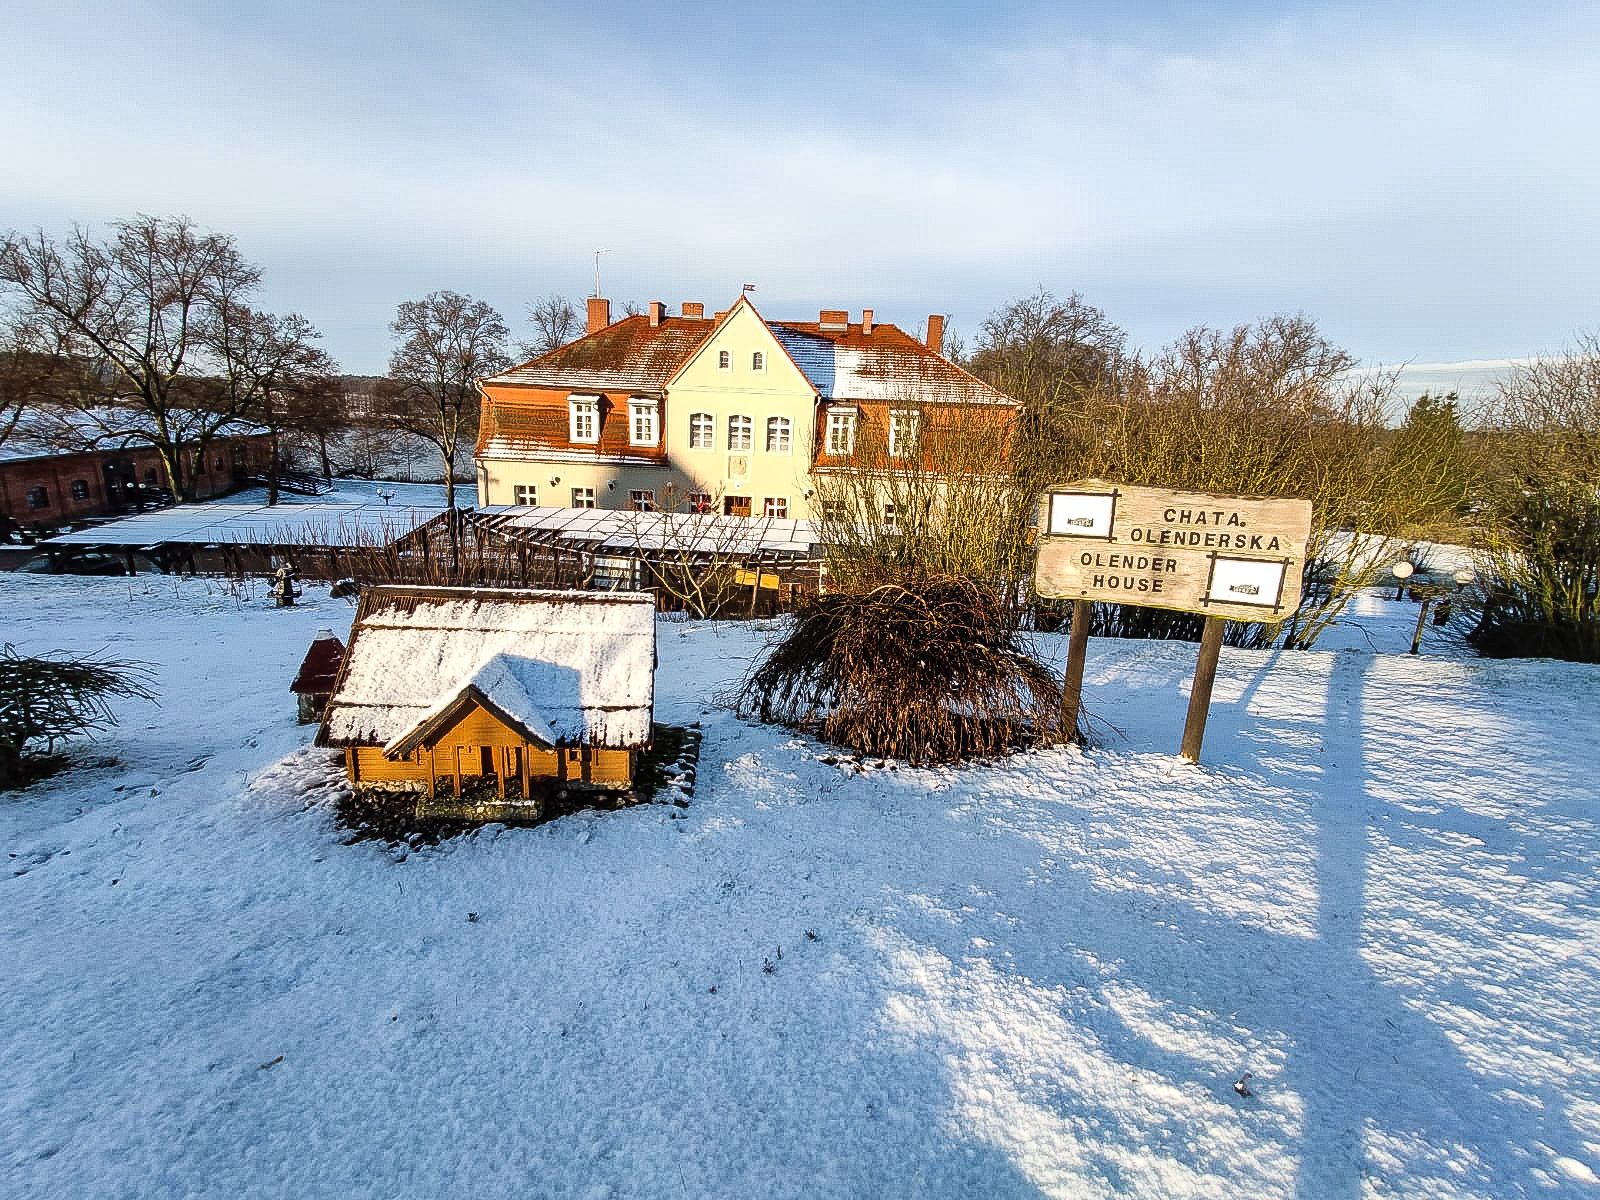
[593,249,611,298]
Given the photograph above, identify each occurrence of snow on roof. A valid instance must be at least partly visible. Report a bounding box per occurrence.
[42,498,445,548]
[472,505,822,558]
[0,407,269,464]
[483,316,715,392]
[320,586,656,751]
[478,308,1014,407]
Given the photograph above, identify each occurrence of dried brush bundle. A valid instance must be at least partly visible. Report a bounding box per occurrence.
[737,575,1069,766]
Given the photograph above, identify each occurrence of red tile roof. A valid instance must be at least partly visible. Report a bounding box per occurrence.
[484,315,714,392]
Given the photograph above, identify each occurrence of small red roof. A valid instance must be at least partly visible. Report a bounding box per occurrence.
[290,631,346,694]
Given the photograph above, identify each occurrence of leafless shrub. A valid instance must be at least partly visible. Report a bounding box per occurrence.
[0,644,157,789]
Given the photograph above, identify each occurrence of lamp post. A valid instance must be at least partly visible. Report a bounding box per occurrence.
[1390,561,1475,655]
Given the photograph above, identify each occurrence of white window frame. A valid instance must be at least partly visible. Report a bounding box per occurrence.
[571,487,595,509]
[569,394,600,444]
[512,483,538,506]
[727,414,753,452]
[888,408,920,459]
[628,397,658,447]
[717,349,731,371]
[763,496,788,518]
[751,350,766,372]
[826,408,857,456]
[629,489,656,512]
[765,416,792,454]
[686,492,713,513]
[689,412,715,450]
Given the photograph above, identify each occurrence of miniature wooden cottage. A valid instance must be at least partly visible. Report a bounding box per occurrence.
[316,585,655,799]
[290,629,346,724]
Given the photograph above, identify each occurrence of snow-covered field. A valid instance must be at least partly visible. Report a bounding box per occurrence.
[2,575,1597,1199]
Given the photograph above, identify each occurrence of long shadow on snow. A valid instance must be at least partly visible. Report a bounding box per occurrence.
[853,649,1594,1196]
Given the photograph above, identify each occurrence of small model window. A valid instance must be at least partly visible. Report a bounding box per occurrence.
[826,409,857,456]
[629,399,658,447]
[512,484,537,506]
[689,412,714,449]
[751,351,765,372]
[70,479,90,501]
[629,489,656,512]
[26,486,49,510]
[763,497,788,518]
[717,349,731,370]
[571,487,595,509]
[765,416,791,454]
[569,395,600,444]
[727,414,753,452]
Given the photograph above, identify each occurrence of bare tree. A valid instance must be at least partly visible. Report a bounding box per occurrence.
[0,644,156,790]
[518,293,580,359]
[0,312,60,453]
[0,215,298,501]
[213,306,338,503]
[386,290,510,510]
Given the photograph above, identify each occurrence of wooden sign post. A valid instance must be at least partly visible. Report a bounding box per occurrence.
[1034,480,1313,762]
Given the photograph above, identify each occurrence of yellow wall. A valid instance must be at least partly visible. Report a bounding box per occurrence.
[346,702,634,791]
[478,458,676,511]
[663,302,819,517]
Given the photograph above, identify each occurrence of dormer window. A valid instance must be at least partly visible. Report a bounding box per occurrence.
[569,394,599,444]
[628,397,658,446]
[826,408,857,456]
[717,349,731,370]
[751,351,765,372]
[889,408,920,458]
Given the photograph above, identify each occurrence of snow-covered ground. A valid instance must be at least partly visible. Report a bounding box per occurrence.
[1,575,1596,1198]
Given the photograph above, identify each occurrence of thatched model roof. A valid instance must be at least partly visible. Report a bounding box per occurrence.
[317,586,655,753]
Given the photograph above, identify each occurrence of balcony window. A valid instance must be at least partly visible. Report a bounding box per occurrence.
[569,395,599,444]
[727,414,753,452]
[766,416,791,454]
[826,409,857,455]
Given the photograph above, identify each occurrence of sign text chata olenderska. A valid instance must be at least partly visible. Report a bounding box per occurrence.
[1034,481,1314,623]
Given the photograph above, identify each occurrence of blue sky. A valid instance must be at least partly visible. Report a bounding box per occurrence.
[3,0,1597,374]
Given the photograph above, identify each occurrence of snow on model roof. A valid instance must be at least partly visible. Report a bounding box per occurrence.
[42,498,446,548]
[320,586,656,751]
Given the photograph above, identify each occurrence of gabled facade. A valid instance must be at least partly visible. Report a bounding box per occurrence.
[475,295,1014,521]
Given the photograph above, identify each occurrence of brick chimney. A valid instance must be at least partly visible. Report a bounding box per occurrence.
[586,296,611,334]
[861,308,874,335]
[819,308,849,331]
[682,301,705,319]
[925,313,945,354]
[648,300,665,327]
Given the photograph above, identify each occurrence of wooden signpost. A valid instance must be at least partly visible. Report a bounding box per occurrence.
[1034,480,1313,762]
